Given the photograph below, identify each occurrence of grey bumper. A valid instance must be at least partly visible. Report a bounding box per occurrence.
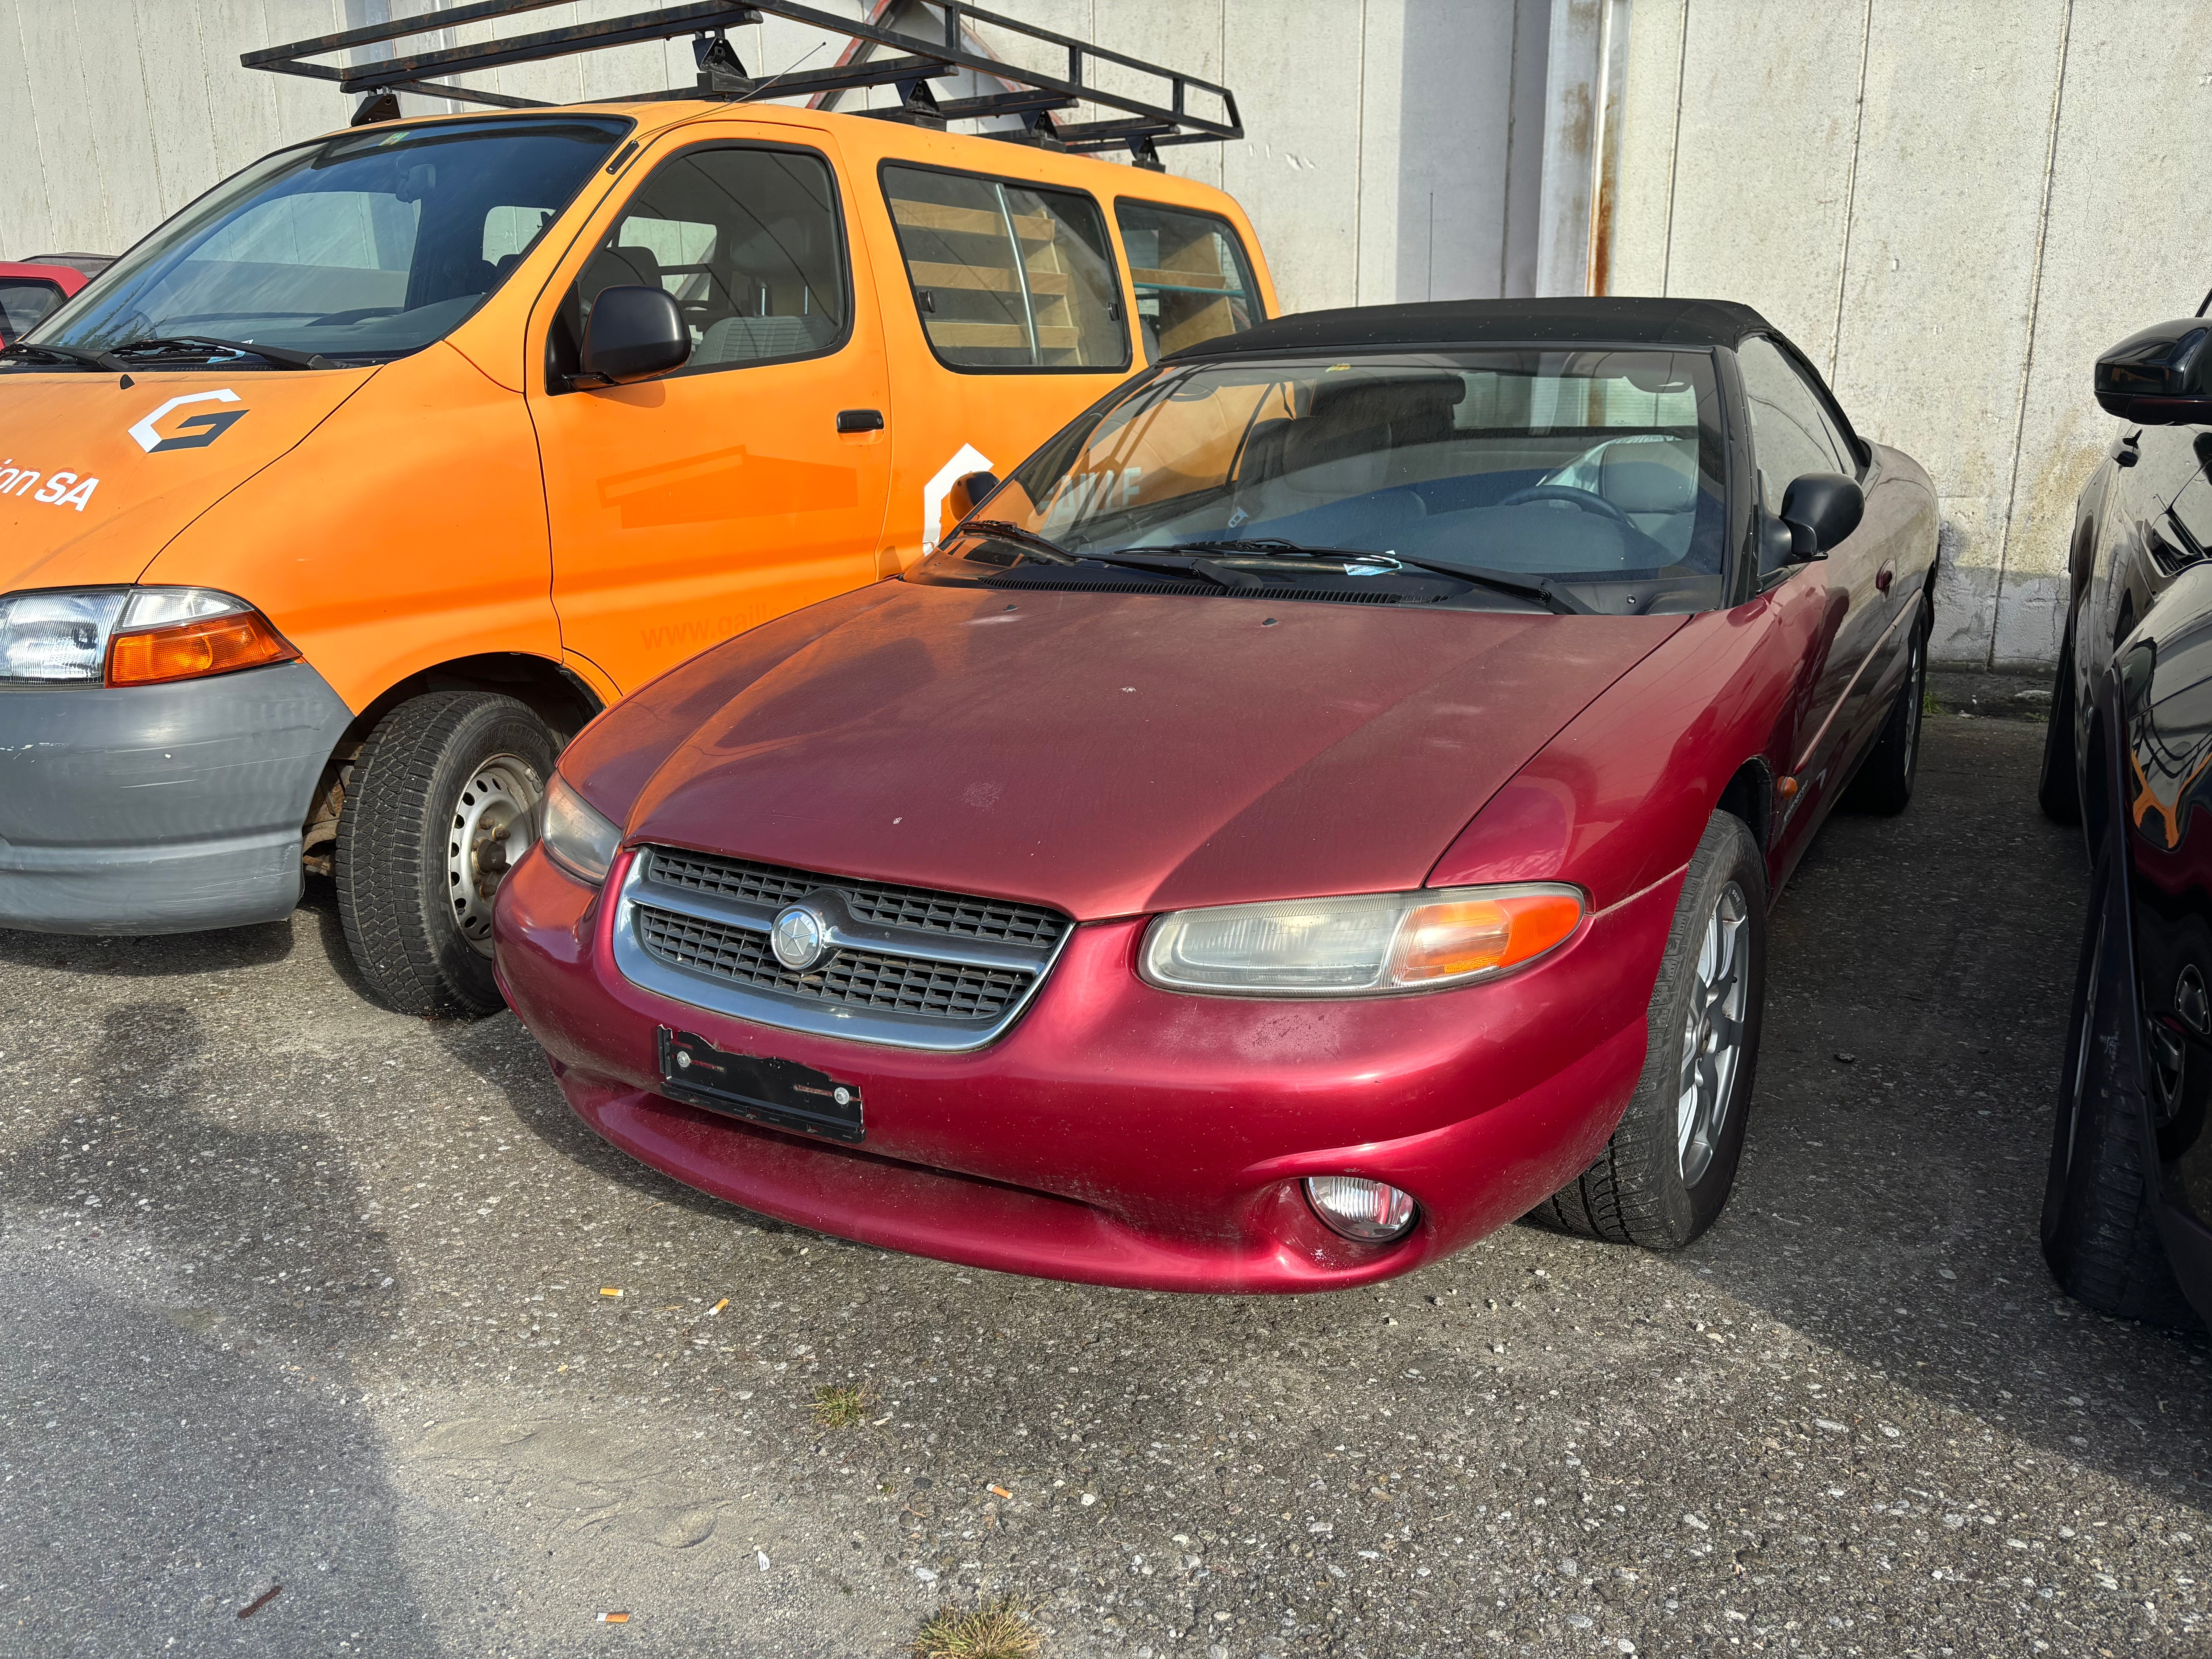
[0,663,354,935]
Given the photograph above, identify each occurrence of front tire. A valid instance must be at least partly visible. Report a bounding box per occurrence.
[1845,610,1926,814]
[1537,810,1768,1250]
[2040,883,2200,1328]
[336,692,553,1017]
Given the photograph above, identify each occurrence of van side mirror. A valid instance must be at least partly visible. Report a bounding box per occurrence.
[949,471,1000,519]
[1779,472,1864,559]
[579,284,689,385]
[2096,318,2212,424]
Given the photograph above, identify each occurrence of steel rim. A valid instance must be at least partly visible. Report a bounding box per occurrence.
[1678,879,1750,1185]
[446,755,541,957]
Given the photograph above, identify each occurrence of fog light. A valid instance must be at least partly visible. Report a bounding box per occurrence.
[1303,1176,1417,1242]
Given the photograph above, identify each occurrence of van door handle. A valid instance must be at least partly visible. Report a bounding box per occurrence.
[837,409,884,433]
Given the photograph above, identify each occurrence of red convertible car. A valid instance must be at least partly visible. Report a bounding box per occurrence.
[495,297,1938,1293]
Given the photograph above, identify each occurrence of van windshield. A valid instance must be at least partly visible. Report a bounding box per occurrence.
[19,117,629,368]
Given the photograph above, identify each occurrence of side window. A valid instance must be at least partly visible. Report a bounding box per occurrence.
[0,279,66,341]
[1114,199,1262,359]
[1735,336,1852,511]
[882,165,1127,372]
[559,145,848,381]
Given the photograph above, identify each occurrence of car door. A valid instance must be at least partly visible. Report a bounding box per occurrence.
[1736,335,1889,822]
[527,129,893,696]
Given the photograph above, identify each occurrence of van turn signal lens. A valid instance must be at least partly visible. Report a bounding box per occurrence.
[106,608,300,686]
[1389,891,1584,984]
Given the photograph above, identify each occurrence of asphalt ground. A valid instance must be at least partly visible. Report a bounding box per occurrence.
[2,705,2207,1658]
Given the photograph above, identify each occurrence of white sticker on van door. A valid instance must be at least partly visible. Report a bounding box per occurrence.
[922,443,994,556]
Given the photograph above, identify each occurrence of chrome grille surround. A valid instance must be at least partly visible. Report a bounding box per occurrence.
[611,845,1073,1051]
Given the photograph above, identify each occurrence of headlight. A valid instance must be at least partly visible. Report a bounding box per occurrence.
[0,587,298,685]
[1139,884,1585,996]
[0,589,128,681]
[539,773,622,886]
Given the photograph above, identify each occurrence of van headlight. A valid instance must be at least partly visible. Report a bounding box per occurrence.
[0,587,298,684]
[1138,884,1585,996]
[539,773,622,887]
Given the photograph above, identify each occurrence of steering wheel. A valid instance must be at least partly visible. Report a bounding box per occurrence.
[1496,484,1633,528]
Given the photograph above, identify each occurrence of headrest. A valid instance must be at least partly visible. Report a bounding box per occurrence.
[1599,440,1698,514]
[580,242,663,303]
[1280,419,1386,496]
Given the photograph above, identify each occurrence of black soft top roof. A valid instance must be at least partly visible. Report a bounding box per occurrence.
[1169,296,1774,360]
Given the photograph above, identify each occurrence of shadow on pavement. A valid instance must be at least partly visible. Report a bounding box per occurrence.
[0,998,441,1653]
[1693,718,2209,1511]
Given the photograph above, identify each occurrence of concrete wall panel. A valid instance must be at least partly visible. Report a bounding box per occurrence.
[1220,0,1367,313]
[1829,0,2068,666]
[0,1,58,247]
[1604,0,1681,297]
[1358,0,1518,305]
[1661,0,1869,369]
[1990,0,2212,666]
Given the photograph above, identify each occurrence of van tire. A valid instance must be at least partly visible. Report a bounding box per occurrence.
[1533,811,1767,1250]
[337,692,553,1018]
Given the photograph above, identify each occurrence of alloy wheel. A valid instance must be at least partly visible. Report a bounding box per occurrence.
[1677,879,1750,1184]
[446,755,541,956]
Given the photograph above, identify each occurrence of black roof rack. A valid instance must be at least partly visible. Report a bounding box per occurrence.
[242,0,1240,170]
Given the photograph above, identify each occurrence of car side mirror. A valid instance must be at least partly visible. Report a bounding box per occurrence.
[949,470,1000,520]
[2096,318,2212,424]
[1779,472,1864,559]
[579,284,689,385]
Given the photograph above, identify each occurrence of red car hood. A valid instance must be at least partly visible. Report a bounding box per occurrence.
[619,582,1684,920]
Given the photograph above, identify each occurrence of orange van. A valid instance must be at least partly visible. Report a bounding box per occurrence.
[0,99,1273,1012]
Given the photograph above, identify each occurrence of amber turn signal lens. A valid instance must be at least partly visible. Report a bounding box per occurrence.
[1390,891,1585,984]
[106,609,300,687]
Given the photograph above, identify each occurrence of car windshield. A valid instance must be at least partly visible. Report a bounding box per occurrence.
[922,347,1731,613]
[17,116,629,368]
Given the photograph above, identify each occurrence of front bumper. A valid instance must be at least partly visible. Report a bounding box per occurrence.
[0,663,353,934]
[495,845,1686,1293]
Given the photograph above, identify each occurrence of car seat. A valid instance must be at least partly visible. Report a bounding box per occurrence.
[1595,436,1699,560]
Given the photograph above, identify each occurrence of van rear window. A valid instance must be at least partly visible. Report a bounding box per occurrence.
[1114,199,1262,359]
[882,165,1127,374]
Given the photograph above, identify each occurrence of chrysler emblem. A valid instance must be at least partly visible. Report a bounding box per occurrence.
[770,903,828,970]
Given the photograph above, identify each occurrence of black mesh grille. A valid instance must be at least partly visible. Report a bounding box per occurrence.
[635,905,1031,1021]
[644,847,1067,950]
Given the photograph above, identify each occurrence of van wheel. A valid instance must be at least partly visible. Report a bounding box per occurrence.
[1534,811,1767,1249]
[336,692,553,1017]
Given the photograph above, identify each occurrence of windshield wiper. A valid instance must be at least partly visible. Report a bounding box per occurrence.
[1173,538,1593,615]
[958,519,1079,563]
[112,335,337,370]
[0,340,127,371]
